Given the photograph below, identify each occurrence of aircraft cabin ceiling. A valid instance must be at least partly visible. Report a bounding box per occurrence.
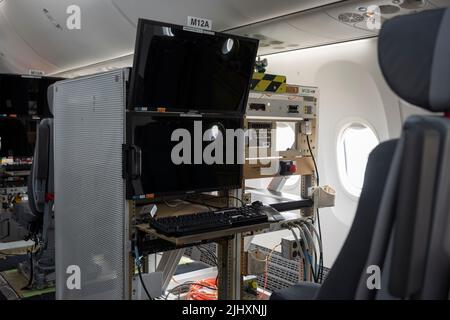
[0,0,449,77]
[229,0,450,56]
[0,0,342,75]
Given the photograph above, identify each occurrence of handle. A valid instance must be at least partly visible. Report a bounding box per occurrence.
[123,144,142,180]
[130,145,142,179]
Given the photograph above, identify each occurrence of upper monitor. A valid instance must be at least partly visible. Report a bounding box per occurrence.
[128,19,259,115]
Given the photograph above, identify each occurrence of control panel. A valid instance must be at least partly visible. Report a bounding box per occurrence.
[246,86,319,119]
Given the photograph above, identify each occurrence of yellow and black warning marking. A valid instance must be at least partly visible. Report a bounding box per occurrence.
[251,73,287,93]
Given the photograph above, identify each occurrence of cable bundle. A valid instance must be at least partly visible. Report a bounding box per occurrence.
[186,278,218,300]
[287,220,324,283]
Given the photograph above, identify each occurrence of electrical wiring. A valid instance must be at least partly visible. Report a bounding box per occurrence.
[164,281,218,300]
[226,195,245,207]
[296,224,315,278]
[186,278,218,300]
[196,246,218,267]
[304,219,324,282]
[199,245,218,261]
[297,223,318,282]
[302,220,324,283]
[195,245,219,287]
[163,199,184,208]
[21,241,38,291]
[134,246,153,300]
[306,137,320,186]
[192,194,245,208]
[259,243,281,300]
[307,135,325,282]
[287,226,308,281]
[291,224,318,283]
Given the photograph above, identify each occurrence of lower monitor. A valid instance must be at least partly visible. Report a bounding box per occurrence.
[126,112,243,199]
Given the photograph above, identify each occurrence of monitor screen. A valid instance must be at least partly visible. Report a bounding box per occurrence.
[126,112,243,198]
[0,118,36,158]
[0,74,63,117]
[128,19,259,114]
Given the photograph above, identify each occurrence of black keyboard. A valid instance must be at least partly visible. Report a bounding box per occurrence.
[150,205,268,237]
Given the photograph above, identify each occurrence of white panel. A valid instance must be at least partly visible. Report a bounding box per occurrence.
[54,70,127,300]
[110,0,341,31]
[0,9,57,73]
[2,0,136,70]
[286,12,376,40]
[231,0,450,55]
[232,20,332,56]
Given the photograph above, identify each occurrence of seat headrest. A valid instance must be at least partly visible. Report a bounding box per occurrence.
[47,84,54,116]
[378,7,450,112]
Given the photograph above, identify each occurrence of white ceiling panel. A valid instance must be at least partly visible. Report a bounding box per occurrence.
[110,0,342,31]
[2,0,136,71]
[0,8,57,74]
[1,0,449,75]
[230,0,450,55]
[0,0,342,74]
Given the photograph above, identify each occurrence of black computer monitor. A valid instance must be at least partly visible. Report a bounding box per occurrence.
[128,19,259,115]
[0,118,36,158]
[0,74,63,117]
[125,112,243,199]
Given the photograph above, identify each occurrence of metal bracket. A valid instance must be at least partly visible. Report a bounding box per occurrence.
[156,249,186,291]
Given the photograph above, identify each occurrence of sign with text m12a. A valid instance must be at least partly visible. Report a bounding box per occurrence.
[187,16,212,31]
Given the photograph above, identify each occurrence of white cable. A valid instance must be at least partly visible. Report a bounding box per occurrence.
[289,224,311,282]
[298,223,318,281]
[288,226,307,281]
[293,223,314,282]
[302,220,324,282]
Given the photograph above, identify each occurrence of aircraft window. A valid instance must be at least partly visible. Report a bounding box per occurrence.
[276,122,296,152]
[337,122,379,197]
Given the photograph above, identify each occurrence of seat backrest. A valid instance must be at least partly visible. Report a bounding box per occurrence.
[316,140,398,299]
[317,7,450,300]
[28,85,55,218]
[353,7,450,300]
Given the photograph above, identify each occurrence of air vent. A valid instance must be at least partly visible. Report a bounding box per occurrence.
[400,0,426,9]
[338,12,365,23]
[253,34,267,40]
[269,40,284,45]
[379,4,401,14]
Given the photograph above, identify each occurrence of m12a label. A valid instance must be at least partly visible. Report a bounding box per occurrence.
[187,16,212,30]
